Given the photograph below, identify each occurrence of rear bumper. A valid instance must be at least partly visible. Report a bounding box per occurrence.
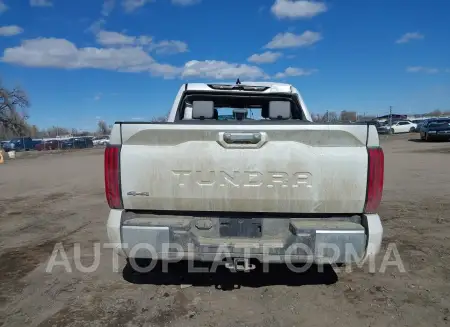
[426,132,450,140]
[106,210,383,264]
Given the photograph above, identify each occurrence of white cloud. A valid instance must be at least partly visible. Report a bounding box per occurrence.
[0,25,23,36]
[137,35,153,46]
[30,0,53,7]
[102,0,116,16]
[275,67,317,78]
[94,93,102,101]
[247,51,282,64]
[95,30,187,54]
[265,31,322,49]
[122,0,153,12]
[1,37,268,81]
[0,1,8,14]
[1,37,180,78]
[271,0,327,19]
[396,32,424,44]
[122,0,203,10]
[149,40,188,54]
[171,0,201,5]
[96,30,138,46]
[2,38,152,70]
[88,19,106,33]
[87,1,116,34]
[181,60,268,80]
[145,62,181,78]
[406,66,439,74]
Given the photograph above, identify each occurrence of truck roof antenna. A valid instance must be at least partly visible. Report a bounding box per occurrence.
[236,78,241,85]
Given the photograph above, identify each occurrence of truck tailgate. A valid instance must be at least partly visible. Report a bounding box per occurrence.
[119,124,370,214]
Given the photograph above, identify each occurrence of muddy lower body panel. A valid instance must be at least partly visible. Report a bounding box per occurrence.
[107,210,383,264]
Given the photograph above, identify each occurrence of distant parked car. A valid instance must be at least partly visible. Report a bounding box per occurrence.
[0,140,9,149]
[61,137,94,149]
[93,136,110,146]
[418,119,437,134]
[411,119,427,132]
[376,121,390,134]
[377,120,417,134]
[35,140,63,151]
[415,119,431,133]
[420,119,450,141]
[376,121,399,134]
[2,137,41,152]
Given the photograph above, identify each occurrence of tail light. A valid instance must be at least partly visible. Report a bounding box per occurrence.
[104,145,123,209]
[364,147,384,213]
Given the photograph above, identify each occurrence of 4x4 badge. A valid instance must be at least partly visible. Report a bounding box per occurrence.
[127,191,149,196]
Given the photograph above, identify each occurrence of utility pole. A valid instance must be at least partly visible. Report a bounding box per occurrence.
[389,106,393,126]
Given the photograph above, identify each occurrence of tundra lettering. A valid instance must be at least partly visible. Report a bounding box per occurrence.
[171,170,312,188]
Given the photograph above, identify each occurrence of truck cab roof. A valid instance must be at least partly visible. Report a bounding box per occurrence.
[185,82,294,93]
[165,81,311,122]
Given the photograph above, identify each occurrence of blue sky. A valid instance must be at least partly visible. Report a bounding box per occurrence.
[1,0,450,130]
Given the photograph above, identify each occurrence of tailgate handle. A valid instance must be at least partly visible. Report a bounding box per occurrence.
[223,132,261,144]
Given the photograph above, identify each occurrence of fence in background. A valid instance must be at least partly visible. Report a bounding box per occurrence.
[0,136,108,153]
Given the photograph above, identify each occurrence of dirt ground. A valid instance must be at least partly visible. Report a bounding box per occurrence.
[0,134,449,327]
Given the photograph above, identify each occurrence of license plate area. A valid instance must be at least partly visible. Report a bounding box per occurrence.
[219,218,262,238]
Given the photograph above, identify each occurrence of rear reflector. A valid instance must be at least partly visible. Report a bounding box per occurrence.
[104,145,122,209]
[364,147,384,213]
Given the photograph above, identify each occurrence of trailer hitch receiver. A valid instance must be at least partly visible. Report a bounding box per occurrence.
[225,258,256,272]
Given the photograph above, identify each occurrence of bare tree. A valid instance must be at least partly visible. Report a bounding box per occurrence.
[327,111,339,122]
[45,126,69,138]
[310,113,321,122]
[29,125,39,137]
[311,111,339,122]
[340,111,357,122]
[97,120,110,135]
[425,110,442,117]
[0,80,30,138]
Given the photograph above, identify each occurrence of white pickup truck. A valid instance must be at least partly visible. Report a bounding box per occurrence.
[105,82,384,272]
